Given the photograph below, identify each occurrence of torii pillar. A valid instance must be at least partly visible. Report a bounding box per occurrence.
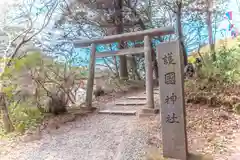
[138,35,159,117]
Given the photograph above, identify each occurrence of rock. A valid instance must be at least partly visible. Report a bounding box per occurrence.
[219,111,229,120]
[93,86,105,97]
[47,90,68,115]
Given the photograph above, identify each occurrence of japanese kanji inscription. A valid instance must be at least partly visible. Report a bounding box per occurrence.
[157,40,188,160]
[164,72,176,85]
[166,113,179,123]
[162,52,176,65]
[164,93,177,104]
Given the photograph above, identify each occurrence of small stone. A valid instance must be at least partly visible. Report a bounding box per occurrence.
[219,111,229,120]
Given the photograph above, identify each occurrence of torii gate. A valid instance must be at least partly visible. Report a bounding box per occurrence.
[73,27,175,114]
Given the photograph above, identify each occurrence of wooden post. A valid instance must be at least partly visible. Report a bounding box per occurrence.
[144,35,154,109]
[157,40,188,160]
[85,43,96,108]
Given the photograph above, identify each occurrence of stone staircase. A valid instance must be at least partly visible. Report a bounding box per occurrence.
[98,88,160,116]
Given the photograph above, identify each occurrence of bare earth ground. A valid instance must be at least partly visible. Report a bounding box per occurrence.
[1,89,240,160]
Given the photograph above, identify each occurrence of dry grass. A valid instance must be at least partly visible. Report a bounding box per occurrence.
[144,102,240,159]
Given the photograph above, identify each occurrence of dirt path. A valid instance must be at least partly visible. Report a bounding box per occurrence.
[226,133,240,160]
[1,89,240,160]
[1,114,156,160]
[0,90,157,160]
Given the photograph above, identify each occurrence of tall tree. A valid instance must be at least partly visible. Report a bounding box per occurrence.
[187,0,228,59]
[161,0,188,65]
[205,0,215,60]
[0,0,58,132]
[115,0,128,80]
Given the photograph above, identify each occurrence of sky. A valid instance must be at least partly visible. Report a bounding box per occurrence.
[218,0,240,38]
[1,0,240,65]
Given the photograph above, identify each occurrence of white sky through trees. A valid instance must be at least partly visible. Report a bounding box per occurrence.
[0,0,239,65]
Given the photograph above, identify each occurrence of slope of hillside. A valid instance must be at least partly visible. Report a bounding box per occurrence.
[189,37,240,60]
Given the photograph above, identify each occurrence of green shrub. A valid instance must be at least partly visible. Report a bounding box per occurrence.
[233,103,240,115]
[8,102,43,133]
[198,46,240,84]
[0,51,91,134]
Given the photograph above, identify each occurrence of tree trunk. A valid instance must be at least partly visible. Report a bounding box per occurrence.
[119,55,128,80]
[113,56,120,78]
[207,0,216,61]
[0,92,14,133]
[176,2,188,66]
[115,0,128,80]
[151,45,159,79]
[110,44,120,78]
[129,55,141,80]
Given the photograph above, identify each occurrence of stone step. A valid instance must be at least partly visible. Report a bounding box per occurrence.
[127,96,146,100]
[115,100,146,106]
[144,91,159,94]
[98,110,137,115]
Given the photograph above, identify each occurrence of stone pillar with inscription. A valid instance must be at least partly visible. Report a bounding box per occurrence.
[157,40,188,160]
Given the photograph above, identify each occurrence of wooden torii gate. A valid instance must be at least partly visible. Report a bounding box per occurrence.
[73,27,175,114]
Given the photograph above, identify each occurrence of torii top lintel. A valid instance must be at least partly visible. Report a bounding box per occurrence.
[73,26,175,47]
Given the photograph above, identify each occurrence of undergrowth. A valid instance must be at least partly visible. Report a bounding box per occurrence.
[198,46,240,84]
[146,44,240,160]
[0,52,87,136]
[8,102,44,134]
[186,45,240,114]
